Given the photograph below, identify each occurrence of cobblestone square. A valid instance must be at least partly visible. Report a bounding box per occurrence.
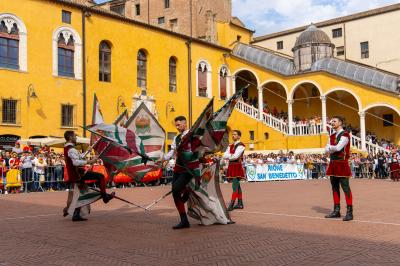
[1,179,400,265]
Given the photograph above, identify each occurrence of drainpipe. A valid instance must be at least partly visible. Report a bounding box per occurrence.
[186,40,192,126]
[82,9,87,137]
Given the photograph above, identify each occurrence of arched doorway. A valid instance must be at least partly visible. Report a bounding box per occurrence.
[234,69,258,108]
[261,81,288,119]
[363,105,400,147]
[325,89,361,134]
[290,81,322,135]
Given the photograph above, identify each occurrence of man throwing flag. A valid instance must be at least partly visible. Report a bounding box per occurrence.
[324,116,353,221]
[163,116,192,229]
[64,130,114,222]
[223,130,246,211]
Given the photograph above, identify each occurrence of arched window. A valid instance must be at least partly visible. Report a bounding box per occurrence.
[57,33,74,77]
[52,26,82,79]
[137,49,147,88]
[0,20,19,70]
[197,61,210,97]
[99,41,111,82]
[169,57,177,92]
[219,66,228,100]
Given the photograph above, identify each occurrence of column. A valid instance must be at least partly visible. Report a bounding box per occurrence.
[359,111,366,151]
[287,99,294,135]
[258,87,263,120]
[231,76,236,95]
[320,95,327,133]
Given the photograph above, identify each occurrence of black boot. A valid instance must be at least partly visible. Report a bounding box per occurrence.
[102,192,115,204]
[325,204,341,218]
[227,200,235,211]
[72,208,87,222]
[343,205,353,221]
[173,213,190,229]
[234,199,244,209]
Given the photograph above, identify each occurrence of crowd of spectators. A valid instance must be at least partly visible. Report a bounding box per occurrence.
[243,150,400,180]
[0,142,66,193]
[1,139,399,194]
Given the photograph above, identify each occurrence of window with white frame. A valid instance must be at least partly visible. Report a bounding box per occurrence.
[0,14,27,71]
[53,27,82,79]
[219,66,228,100]
[197,61,211,97]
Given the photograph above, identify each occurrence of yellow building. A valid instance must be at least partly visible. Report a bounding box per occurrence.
[0,0,399,153]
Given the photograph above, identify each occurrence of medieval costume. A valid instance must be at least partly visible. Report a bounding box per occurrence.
[223,141,246,211]
[389,154,400,181]
[164,129,192,229]
[325,129,353,221]
[64,142,114,221]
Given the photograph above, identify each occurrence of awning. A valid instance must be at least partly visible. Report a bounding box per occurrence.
[19,137,90,148]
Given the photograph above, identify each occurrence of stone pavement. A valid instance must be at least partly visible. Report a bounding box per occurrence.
[1,179,400,265]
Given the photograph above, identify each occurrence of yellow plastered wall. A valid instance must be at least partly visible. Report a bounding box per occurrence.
[0,0,83,139]
[216,21,252,48]
[0,0,399,151]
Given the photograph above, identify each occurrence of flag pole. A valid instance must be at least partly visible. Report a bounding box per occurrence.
[145,190,172,210]
[90,188,148,210]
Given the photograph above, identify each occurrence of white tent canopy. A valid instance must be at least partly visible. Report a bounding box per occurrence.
[19,137,89,148]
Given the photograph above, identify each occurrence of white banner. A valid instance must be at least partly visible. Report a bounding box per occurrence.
[246,164,306,181]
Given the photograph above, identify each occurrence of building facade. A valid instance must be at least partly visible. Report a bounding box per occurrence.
[253,3,400,75]
[98,0,247,44]
[0,0,399,152]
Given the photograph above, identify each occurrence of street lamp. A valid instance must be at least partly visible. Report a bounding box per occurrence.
[166,101,175,119]
[117,96,126,114]
[27,84,37,106]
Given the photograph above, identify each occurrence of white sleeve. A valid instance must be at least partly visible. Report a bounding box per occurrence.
[68,148,87,166]
[329,136,349,152]
[223,146,230,159]
[229,145,245,161]
[325,135,331,154]
[164,136,177,161]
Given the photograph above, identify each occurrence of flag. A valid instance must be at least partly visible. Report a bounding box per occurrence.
[114,109,129,127]
[122,103,165,180]
[86,123,142,152]
[92,103,165,181]
[176,98,214,177]
[177,88,244,225]
[176,87,243,177]
[90,94,104,145]
[187,161,233,225]
[67,183,102,217]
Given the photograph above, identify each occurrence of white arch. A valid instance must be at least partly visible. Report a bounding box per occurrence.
[231,67,260,87]
[289,80,323,101]
[195,59,212,98]
[52,26,82,79]
[260,79,289,98]
[363,103,400,117]
[0,13,28,71]
[218,65,231,100]
[324,87,362,112]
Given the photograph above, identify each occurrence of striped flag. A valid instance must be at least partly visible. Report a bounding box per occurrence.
[177,87,244,177]
[92,103,165,181]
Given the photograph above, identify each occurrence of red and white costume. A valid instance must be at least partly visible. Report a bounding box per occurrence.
[223,141,246,179]
[325,129,352,178]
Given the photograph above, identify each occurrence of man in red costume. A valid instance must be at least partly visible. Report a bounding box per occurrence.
[63,130,114,222]
[223,130,246,211]
[324,116,353,221]
[163,116,194,229]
